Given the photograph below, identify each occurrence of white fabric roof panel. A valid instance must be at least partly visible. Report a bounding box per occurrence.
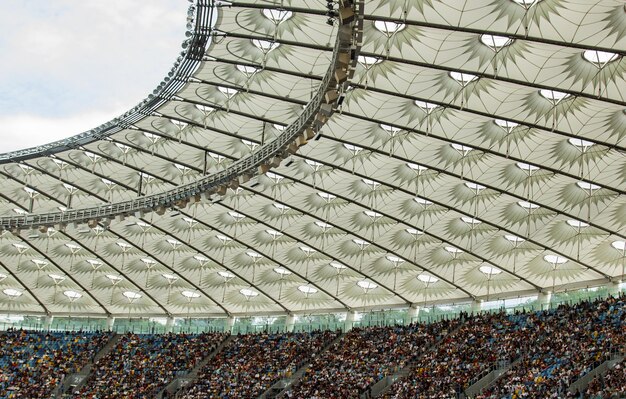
[0,0,624,317]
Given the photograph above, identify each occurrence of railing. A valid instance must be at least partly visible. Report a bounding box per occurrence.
[0,2,357,230]
[0,0,213,163]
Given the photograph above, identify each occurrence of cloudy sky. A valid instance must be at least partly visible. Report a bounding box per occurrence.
[0,1,188,152]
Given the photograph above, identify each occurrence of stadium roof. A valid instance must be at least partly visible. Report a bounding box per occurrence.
[0,0,624,318]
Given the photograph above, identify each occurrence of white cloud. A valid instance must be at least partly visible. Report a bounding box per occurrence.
[0,0,188,153]
[0,110,128,153]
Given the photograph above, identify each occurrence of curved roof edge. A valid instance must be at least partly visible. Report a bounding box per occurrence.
[0,0,213,164]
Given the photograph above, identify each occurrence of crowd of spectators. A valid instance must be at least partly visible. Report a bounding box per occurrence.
[177,330,339,399]
[383,311,536,399]
[286,319,459,399]
[475,295,625,399]
[583,359,626,398]
[0,329,111,398]
[0,295,624,399]
[74,332,225,399]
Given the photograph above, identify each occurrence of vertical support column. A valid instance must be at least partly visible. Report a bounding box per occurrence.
[226,316,235,335]
[286,313,296,333]
[537,291,552,310]
[407,306,420,325]
[44,315,53,331]
[106,316,115,332]
[345,310,356,332]
[165,317,174,334]
[471,300,481,314]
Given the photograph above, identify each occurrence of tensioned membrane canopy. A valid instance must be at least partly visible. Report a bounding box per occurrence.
[0,0,624,318]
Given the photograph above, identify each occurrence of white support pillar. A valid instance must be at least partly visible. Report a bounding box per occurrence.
[471,300,481,314]
[106,316,115,332]
[345,310,357,332]
[537,291,552,310]
[286,314,296,333]
[407,306,420,325]
[44,315,53,331]
[165,317,174,334]
[226,316,235,335]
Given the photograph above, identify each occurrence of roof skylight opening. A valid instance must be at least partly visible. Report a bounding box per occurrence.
[266,229,283,239]
[300,246,316,254]
[386,255,403,264]
[539,89,570,104]
[252,39,280,52]
[505,234,525,243]
[576,181,600,191]
[544,254,568,265]
[582,50,619,67]
[162,273,178,281]
[237,64,259,75]
[362,178,381,189]
[353,238,370,247]
[63,290,82,300]
[417,274,439,284]
[495,119,520,131]
[298,285,318,295]
[86,259,103,268]
[357,280,378,291]
[315,221,333,230]
[13,208,28,215]
[450,71,478,86]
[317,191,337,201]
[344,143,363,154]
[465,182,486,191]
[218,86,238,98]
[246,251,262,259]
[48,274,65,283]
[3,288,23,298]
[228,211,245,220]
[166,238,182,247]
[461,216,481,225]
[406,228,424,236]
[512,0,542,7]
[357,55,382,67]
[516,162,540,173]
[241,139,260,151]
[330,261,347,270]
[193,255,209,263]
[216,234,232,242]
[240,288,259,299]
[218,271,235,279]
[415,100,439,112]
[262,9,293,24]
[123,291,142,300]
[273,202,291,211]
[12,243,28,252]
[568,138,595,150]
[414,197,433,206]
[141,258,157,266]
[266,172,284,182]
[517,200,540,210]
[364,210,383,219]
[479,265,503,276]
[32,259,48,267]
[0,273,6,281]
[480,34,513,50]
[451,143,473,154]
[374,19,406,34]
[181,290,201,299]
[611,240,626,251]
[305,159,324,170]
[407,163,428,172]
[445,246,463,254]
[566,219,589,228]
[380,124,402,135]
[106,275,123,283]
[273,124,286,131]
[274,267,292,276]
